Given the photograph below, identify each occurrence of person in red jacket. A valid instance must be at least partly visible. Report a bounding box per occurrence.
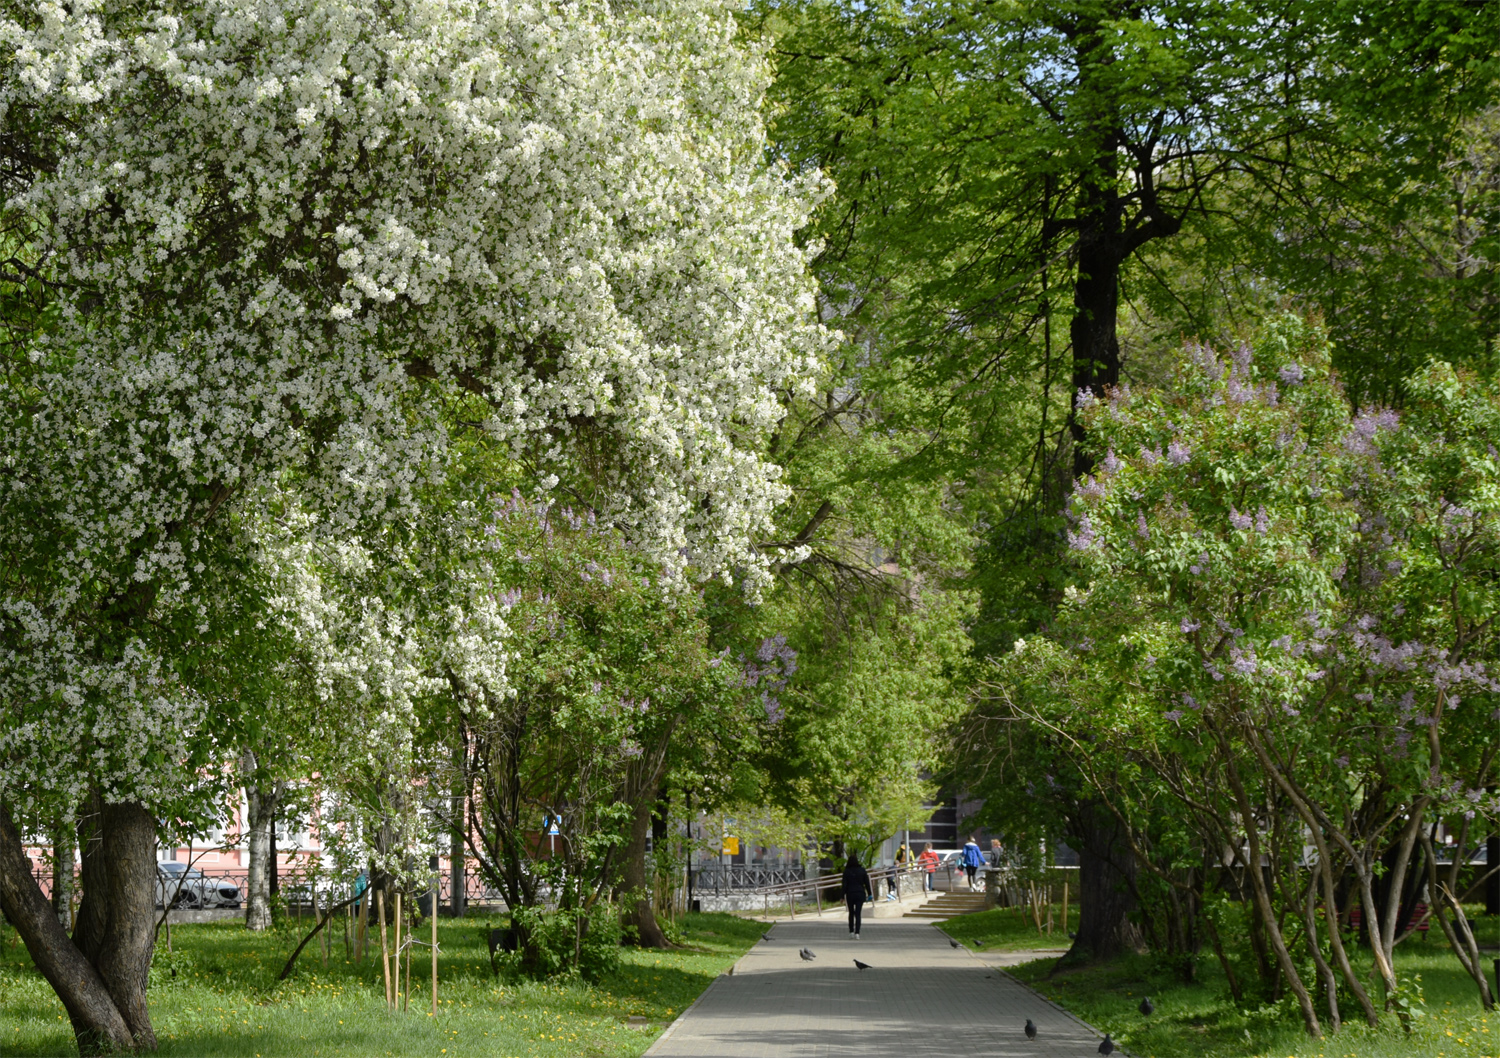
[917,843,940,891]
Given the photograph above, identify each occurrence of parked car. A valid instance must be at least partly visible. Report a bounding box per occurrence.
[156,862,241,910]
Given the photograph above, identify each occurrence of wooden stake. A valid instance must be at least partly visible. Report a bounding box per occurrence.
[394,891,404,1012]
[377,889,392,1009]
[1046,884,1053,935]
[1061,882,1070,938]
[403,896,411,1012]
[431,879,439,1017]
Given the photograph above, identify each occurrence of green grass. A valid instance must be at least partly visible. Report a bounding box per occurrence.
[996,918,1499,1058]
[1,911,760,1057]
[940,901,1080,951]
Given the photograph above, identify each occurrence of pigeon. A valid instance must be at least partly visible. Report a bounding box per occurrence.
[1098,1034,1115,1055]
[1068,930,1078,940]
[1139,996,1155,1016]
[760,933,771,943]
[973,940,985,949]
[799,948,816,961]
[853,958,872,971]
[949,938,960,948]
[1024,1018,1037,1040]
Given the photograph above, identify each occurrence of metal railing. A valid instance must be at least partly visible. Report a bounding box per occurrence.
[689,863,806,892]
[27,861,510,913]
[711,864,930,918]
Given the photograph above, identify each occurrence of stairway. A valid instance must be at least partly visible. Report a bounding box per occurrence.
[902,889,989,919]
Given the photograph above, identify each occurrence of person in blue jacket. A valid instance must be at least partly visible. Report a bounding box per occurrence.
[961,836,983,891]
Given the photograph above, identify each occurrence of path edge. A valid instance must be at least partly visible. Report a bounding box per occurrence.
[642,929,766,1056]
[934,923,1135,1057]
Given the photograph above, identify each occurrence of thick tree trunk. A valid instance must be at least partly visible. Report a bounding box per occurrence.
[1,798,158,1054]
[620,796,669,948]
[1058,805,1145,967]
[244,776,279,931]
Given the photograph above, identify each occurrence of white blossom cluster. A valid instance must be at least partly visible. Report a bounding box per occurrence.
[0,0,830,808]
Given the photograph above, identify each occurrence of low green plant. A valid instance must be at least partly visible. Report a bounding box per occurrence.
[510,904,623,982]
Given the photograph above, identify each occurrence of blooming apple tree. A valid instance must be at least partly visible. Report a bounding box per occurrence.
[0,0,830,1048]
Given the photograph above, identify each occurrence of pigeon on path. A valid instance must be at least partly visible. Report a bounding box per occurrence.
[973,940,985,949]
[761,933,771,943]
[1098,1034,1115,1055]
[853,959,872,971]
[949,938,960,948]
[1139,996,1155,1016]
[799,948,816,961]
[1024,1019,1037,1040]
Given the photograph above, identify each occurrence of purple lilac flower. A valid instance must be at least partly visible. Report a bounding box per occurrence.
[1067,514,1097,551]
[1255,506,1270,533]
[1230,342,1253,377]
[1101,449,1122,474]
[1163,710,1184,724]
[1140,445,1162,466]
[1183,693,1200,710]
[1076,477,1108,501]
[1167,440,1191,466]
[1137,511,1150,540]
[1181,618,1201,634]
[1281,703,1300,716]
[1279,363,1305,385]
[1229,508,1253,531]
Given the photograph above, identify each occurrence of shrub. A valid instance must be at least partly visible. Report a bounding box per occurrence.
[509,904,622,982]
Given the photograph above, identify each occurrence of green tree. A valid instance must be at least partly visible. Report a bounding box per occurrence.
[962,317,1500,1035]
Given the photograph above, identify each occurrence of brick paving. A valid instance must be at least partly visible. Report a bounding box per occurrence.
[646,918,1112,1057]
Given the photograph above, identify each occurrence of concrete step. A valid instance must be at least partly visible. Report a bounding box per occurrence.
[902,893,988,919]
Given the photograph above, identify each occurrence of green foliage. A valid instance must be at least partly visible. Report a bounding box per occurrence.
[508,904,624,984]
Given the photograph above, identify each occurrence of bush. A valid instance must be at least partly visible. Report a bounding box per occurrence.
[509,903,622,982]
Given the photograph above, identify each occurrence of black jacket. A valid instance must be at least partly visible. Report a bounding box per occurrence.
[841,859,872,904]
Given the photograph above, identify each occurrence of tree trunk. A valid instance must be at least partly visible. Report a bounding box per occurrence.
[244,775,279,931]
[449,801,467,919]
[450,750,467,919]
[51,813,77,931]
[620,796,670,948]
[1057,805,1146,967]
[1,798,159,1054]
[1219,751,1321,1037]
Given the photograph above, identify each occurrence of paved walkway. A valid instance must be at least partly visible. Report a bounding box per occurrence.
[646,918,1110,1057]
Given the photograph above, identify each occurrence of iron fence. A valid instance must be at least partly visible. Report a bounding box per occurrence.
[688,863,806,892]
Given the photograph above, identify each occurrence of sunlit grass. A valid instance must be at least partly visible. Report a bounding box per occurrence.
[999,915,1500,1058]
[940,901,1080,951]
[1,911,759,1057]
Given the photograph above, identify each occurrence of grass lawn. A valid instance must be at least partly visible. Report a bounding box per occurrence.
[944,910,1499,1058]
[940,900,1080,951]
[1,911,760,1057]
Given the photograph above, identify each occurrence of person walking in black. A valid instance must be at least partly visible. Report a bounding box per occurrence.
[842,854,873,938]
